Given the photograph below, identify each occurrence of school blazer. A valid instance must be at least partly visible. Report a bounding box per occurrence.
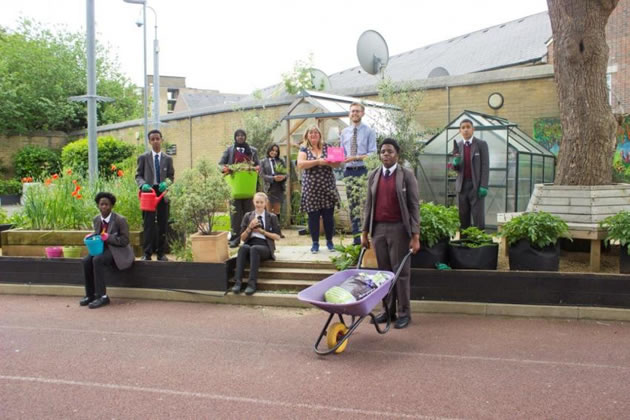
[239,211,281,259]
[362,166,420,239]
[93,212,135,270]
[452,137,489,193]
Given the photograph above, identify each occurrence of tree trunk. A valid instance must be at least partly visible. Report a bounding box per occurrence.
[547,0,619,185]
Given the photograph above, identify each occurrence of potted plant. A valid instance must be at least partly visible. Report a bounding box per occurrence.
[413,202,460,268]
[448,227,498,270]
[600,210,630,274]
[170,158,232,263]
[499,211,570,271]
[0,179,22,205]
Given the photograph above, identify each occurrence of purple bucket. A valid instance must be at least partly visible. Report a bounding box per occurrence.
[297,269,394,317]
[45,246,64,259]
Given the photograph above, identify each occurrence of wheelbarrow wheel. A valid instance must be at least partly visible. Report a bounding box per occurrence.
[326,322,349,354]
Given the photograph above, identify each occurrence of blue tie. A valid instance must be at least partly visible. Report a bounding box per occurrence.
[154,154,160,184]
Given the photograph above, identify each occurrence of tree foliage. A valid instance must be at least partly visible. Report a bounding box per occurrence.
[61,136,134,178]
[0,19,142,135]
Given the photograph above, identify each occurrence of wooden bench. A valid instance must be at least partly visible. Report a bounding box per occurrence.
[496,212,608,272]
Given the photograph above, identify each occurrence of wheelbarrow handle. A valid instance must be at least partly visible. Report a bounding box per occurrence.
[388,251,413,295]
[356,246,412,293]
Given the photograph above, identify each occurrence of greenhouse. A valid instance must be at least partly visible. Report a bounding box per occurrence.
[417,110,556,228]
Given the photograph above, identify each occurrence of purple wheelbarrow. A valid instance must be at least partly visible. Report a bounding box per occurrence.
[297,249,412,355]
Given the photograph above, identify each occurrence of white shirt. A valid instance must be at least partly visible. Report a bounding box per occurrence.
[152,151,161,184]
[462,137,473,147]
[250,210,266,240]
[381,163,398,177]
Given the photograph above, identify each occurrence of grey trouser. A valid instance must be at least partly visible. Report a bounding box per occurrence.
[372,222,411,318]
[458,179,485,230]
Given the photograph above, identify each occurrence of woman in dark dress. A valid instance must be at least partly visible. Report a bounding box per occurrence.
[297,126,341,253]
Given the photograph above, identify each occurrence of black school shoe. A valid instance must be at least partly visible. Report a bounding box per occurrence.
[88,296,110,309]
[370,312,397,324]
[79,296,95,306]
[394,316,411,329]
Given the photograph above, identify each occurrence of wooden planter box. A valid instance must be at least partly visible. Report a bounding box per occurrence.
[0,229,144,257]
[191,231,229,263]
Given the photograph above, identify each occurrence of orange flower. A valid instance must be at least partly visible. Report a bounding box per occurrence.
[66,169,72,175]
[45,178,52,186]
[28,177,33,182]
[111,164,117,171]
[72,179,78,185]
[21,177,27,183]
[52,174,59,179]
[76,194,82,199]
[117,169,124,177]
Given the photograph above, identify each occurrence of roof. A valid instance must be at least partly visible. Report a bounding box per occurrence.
[246,11,551,99]
[178,91,246,110]
[329,12,551,90]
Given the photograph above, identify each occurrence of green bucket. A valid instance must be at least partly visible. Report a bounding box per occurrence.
[225,170,258,199]
[62,246,82,258]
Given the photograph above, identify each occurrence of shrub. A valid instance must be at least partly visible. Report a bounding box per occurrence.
[0,207,9,224]
[499,211,570,249]
[0,179,22,195]
[170,158,232,235]
[600,210,630,255]
[13,145,61,179]
[419,202,460,248]
[61,136,134,178]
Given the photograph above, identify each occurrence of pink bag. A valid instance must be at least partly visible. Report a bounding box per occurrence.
[326,146,345,162]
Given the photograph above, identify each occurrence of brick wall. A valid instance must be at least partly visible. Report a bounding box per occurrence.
[607,0,630,113]
[0,132,69,178]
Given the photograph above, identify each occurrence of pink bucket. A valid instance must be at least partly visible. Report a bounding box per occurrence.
[45,246,64,258]
[326,146,345,162]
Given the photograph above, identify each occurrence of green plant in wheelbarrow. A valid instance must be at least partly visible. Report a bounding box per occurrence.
[499,211,570,271]
[599,210,630,274]
[448,227,498,270]
[413,202,460,268]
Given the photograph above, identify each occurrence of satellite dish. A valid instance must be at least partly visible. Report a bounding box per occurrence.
[428,66,450,78]
[356,30,389,75]
[310,68,331,91]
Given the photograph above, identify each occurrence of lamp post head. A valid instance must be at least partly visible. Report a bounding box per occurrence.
[135,16,143,27]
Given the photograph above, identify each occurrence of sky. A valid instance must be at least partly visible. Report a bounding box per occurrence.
[1,0,549,94]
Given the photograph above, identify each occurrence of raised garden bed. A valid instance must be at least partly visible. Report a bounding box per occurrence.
[0,256,235,292]
[1,229,143,257]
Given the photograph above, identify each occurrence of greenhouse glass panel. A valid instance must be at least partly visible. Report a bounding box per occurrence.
[417,154,447,204]
[475,129,508,168]
[489,169,507,186]
[484,186,506,227]
[532,155,544,185]
[513,127,552,155]
[543,157,555,183]
[517,153,532,211]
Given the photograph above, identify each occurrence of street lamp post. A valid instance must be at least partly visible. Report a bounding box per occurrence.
[123,0,155,150]
[142,6,159,130]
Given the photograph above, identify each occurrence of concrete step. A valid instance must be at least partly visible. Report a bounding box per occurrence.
[228,277,317,292]
[244,266,335,281]
[263,260,336,270]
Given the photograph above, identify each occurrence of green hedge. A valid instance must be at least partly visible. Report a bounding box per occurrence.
[0,179,22,195]
[61,136,134,178]
[13,145,61,179]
